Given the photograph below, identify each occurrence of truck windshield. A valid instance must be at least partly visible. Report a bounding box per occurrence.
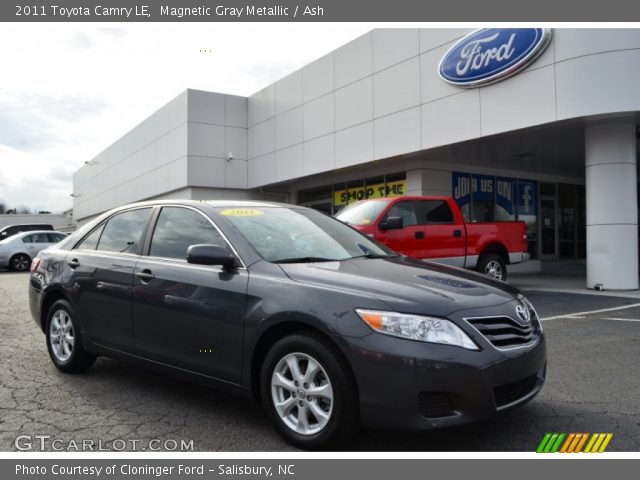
[335,200,390,226]
[218,206,393,263]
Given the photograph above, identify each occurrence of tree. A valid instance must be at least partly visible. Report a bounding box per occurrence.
[0,202,5,214]
[15,205,32,214]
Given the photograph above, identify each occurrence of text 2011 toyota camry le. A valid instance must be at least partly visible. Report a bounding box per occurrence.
[29,200,546,449]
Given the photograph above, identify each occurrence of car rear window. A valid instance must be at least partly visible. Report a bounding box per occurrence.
[96,208,151,255]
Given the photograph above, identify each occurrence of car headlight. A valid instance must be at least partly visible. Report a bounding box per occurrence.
[356,309,478,350]
[519,294,542,333]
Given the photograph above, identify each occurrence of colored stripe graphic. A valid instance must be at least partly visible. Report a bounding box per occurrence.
[537,433,613,453]
[559,433,575,453]
[574,433,589,453]
[536,433,552,453]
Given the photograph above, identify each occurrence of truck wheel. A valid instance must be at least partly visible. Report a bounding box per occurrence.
[260,332,359,449]
[477,254,507,281]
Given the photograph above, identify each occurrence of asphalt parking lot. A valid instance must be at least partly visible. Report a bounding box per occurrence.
[1,272,639,452]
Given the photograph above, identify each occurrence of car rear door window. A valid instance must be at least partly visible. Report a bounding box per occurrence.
[76,225,104,250]
[29,233,51,243]
[420,200,454,224]
[96,208,151,254]
[149,207,226,260]
[48,233,66,243]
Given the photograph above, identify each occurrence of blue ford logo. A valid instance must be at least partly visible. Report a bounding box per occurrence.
[439,28,552,88]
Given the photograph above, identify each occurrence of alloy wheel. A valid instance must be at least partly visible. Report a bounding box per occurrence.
[49,309,75,362]
[484,260,504,280]
[12,254,30,271]
[271,352,334,435]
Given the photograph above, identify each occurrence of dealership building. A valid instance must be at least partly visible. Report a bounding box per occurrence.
[73,28,640,289]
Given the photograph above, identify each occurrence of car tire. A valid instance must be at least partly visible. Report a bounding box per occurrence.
[45,299,96,373]
[9,253,31,272]
[260,332,359,450]
[477,253,507,281]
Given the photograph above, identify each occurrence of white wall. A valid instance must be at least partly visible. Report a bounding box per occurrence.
[247,28,640,188]
[74,29,640,221]
[73,90,249,221]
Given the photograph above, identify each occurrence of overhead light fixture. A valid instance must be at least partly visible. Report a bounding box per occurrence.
[70,193,82,198]
[84,160,99,165]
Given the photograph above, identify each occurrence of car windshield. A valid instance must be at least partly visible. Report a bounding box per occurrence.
[335,199,390,226]
[218,206,393,263]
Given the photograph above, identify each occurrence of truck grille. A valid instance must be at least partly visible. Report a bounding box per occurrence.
[417,392,456,418]
[493,374,539,408]
[466,316,536,349]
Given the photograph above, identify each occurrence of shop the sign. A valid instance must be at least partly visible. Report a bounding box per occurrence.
[334,180,406,206]
[439,28,552,87]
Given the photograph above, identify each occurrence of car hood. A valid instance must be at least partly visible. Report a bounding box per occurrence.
[278,256,520,317]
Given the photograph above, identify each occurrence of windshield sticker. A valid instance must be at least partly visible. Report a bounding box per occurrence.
[220,208,264,217]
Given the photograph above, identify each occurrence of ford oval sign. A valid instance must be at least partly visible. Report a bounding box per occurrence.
[439,28,552,88]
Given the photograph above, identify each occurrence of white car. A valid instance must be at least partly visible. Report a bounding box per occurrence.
[0,230,67,272]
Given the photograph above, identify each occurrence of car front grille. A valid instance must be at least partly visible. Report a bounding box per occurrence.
[466,315,536,349]
[493,374,539,408]
[417,392,457,418]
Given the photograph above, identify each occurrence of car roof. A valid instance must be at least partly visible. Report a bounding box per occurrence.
[0,223,54,229]
[111,199,295,210]
[12,230,65,237]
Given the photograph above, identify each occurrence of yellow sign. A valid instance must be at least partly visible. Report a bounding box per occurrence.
[220,208,264,217]
[334,180,406,206]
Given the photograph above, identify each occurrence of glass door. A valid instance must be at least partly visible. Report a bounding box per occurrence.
[540,183,557,259]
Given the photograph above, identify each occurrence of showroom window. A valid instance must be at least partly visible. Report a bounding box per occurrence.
[452,171,539,258]
[298,172,406,215]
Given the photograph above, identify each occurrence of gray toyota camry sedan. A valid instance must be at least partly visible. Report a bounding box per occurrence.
[29,200,546,449]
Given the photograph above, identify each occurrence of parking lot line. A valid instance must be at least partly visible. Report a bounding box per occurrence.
[603,317,640,322]
[542,302,640,321]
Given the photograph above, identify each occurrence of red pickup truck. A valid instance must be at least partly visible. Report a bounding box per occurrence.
[335,196,529,281]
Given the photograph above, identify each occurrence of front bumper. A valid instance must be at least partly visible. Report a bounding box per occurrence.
[342,328,546,431]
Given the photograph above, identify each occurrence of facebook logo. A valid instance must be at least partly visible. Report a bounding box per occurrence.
[518,181,537,215]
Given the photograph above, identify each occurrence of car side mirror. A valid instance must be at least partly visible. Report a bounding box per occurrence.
[186,244,237,268]
[379,216,404,230]
[0,232,6,237]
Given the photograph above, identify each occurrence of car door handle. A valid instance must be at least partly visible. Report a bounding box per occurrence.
[415,231,425,240]
[68,258,80,269]
[135,269,155,282]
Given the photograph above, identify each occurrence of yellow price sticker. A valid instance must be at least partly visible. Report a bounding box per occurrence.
[220,208,264,217]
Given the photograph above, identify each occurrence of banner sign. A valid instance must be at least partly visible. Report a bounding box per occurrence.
[452,172,537,217]
[334,180,406,206]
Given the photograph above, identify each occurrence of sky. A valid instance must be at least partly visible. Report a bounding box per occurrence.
[0,23,371,213]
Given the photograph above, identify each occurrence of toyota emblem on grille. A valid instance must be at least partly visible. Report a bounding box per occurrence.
[515,304,531,323]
